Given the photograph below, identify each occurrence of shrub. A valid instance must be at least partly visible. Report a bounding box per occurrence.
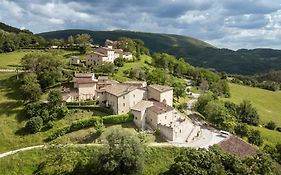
[41,109,50,123]
[265,121,276,130]
[248,129,263,146]
[102,113,134,124]
[276,127,281,132]
[25,117,43,133]
[54,106,69,118]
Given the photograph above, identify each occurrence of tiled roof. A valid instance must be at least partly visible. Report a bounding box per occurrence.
[75,73,94,78]
[148,84,173,92]
[93,52,106,57]
[148,101,174,114]
[97,84,137,97]
[218,136,257,158]
[131,100,153,112]
[75,78,97,84]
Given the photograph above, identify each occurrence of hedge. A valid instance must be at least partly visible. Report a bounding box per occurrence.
[47,116,102,141]
[67,106,113,115]
[47,113,134,141]
[102,113,134,124]
[66,101,97,106]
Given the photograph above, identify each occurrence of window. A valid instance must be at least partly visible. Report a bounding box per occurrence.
[135,117,137,120]
[180,129,182,133]
[165,116,167,119]
[133,94,135,98]
[123,95,126,99]
[123,103,125,107]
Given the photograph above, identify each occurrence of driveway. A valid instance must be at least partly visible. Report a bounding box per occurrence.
[170,92,228,148]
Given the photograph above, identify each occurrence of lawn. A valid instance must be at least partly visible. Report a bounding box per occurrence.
[0,145,182,175]
[0,49,79,70]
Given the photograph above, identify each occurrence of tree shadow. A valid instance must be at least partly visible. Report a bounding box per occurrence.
[15,127,29,136]
[77,132,101,144]
[0,74,22,101]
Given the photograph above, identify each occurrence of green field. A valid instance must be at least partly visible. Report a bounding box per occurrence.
[0,50,32,69]
[0,146,180,175]
[224,83,281,145]
[225,83,281,126]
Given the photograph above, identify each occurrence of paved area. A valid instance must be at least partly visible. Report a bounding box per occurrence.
[170,91,228,148]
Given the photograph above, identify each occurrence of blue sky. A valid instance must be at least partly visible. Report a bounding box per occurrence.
[1,0,281,50]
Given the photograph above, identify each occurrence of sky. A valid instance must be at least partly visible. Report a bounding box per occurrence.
[1,0,281,50]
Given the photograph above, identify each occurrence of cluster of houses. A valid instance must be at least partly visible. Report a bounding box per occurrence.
[62,73,196,142]
[69,39,133,66]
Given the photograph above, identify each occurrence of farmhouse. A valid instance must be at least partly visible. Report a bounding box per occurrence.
[62,72,194,141]
[96,82,194,141]
[85,39,133,66]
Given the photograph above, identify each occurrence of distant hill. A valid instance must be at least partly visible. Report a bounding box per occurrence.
[0,22,32,34]
[38,29,281,75]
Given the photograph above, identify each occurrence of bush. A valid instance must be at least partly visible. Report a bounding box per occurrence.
[276,127,281,132]
[265,121,276,130]
[102,113,134,124]
[248,129,263,146]
[25,117,43,133]
[54,106,69,119]
[234,123,248,137]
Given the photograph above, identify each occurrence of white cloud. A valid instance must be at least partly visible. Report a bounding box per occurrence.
[1,0,281,49]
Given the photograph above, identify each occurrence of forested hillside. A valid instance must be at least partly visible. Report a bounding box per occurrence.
[38,29,281,75]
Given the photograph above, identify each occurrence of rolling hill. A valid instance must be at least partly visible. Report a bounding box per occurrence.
[38,29,281,75]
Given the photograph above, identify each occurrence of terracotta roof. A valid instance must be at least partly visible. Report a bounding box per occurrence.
[148,84,173,92]
[97,84,137,97]
[218,136,257,158]
[75,73,94,78]
[147,101,174,114]
[131,100,153,112]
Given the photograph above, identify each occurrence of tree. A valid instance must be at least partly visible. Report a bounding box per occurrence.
[21,53,64,89]
[173,81,186,100]
[114,57,124,67]
[74,33,92,54]
[195,92,216,115]
[67,35,74,46]
[95,127,144,175]
[248,130,263,146]
[25,117,43,133]
[20,73,42,102]
[234,123,249,137]
[238,100,260,126]
[48,89,62,106]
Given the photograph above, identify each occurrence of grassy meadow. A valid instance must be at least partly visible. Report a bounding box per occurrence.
[224,83,281,145]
